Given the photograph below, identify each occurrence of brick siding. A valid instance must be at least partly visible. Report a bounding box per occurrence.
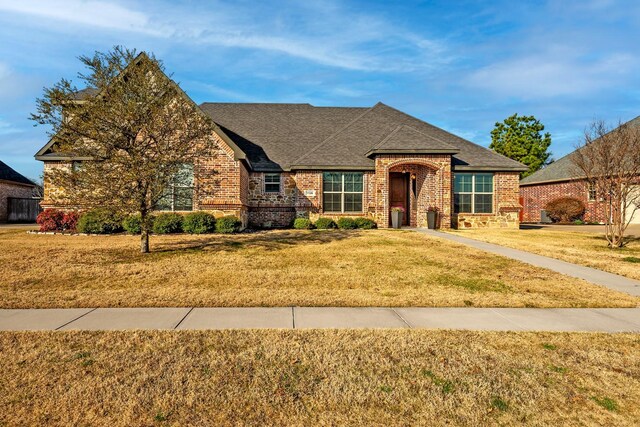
[520,179,605,223]
[41,131,521,230]
[0,181,35,222]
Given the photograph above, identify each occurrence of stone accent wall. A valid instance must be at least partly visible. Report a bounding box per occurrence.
[247,172,297,228]
[41,161,74,209]
[520,179,605,223]
[0,181,35,222]
[374,155,452,228]
[453,172,521,229]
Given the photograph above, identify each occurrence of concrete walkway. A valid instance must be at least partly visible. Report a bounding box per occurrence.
[417,229,640,297]
[1,307,639,331]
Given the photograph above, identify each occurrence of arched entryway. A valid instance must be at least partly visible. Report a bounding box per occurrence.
[383,158,447,228]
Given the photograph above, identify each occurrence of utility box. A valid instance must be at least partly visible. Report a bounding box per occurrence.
[540,209,553,224]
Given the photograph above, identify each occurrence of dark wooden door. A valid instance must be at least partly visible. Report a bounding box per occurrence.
[389,172,409,225]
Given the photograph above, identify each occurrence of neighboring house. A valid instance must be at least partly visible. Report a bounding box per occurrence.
[34,57,526,229]
[0,160,37,222]
[520,116,640,224]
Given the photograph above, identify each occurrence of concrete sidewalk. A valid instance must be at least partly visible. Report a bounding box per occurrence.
[1,307,639,331]
[418,229,640,297]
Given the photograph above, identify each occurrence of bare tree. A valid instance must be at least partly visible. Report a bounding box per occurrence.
[572,120,640,247]
[31,47,215,253]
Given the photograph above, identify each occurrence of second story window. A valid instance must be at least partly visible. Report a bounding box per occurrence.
[264,173,281,193]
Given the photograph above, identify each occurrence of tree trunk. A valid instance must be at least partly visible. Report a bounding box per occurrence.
[141,230,150,253]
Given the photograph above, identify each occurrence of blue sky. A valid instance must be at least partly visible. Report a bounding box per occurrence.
[1,0,639,180]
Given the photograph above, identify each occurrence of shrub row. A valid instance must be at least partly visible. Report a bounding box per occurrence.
[293,216,377,230]
[36,209,240,234]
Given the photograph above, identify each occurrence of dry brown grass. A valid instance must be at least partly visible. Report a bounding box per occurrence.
[1,227,638,308]
[1,330,639,425]
[450,228,640,281]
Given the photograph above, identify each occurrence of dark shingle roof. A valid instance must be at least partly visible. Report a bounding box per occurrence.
[199,103,366,171]
[366,125,459,155]
[0,160,35,186]
[72,87,98,100]
[521,115,640,186]
[201,102,526,172]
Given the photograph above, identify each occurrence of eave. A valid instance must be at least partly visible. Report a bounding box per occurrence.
[365,148,459,158]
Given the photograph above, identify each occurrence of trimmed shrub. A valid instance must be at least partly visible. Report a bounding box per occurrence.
[293,218,314,229]
[183,211,216,234]
[77,209,124,234]
[315,217,337,230]
[36,209,65,232]
[545,197,585,223]
[61,211,80,231]
[354,217,377,229]
[215,216,241,233]
[336,217,357,229]
[152,213,183,234]
[122,214,143,234]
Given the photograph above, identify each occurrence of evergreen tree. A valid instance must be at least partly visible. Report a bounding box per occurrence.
[490,114,552,177]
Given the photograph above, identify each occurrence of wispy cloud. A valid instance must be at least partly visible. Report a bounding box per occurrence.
[0,0,165,35]
[0,0,448,72]
[466,51,637,99]
[0,117,23,135]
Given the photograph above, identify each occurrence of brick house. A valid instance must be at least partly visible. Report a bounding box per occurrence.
[0,160,37,222]
[520,117,640,225]
[35,57,526,229]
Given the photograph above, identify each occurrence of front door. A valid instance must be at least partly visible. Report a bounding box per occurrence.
[389,172,409,226]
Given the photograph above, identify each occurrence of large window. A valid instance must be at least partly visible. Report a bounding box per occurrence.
[323,172,363,213]
[157,163,194,211]
[264,173,281,193]
[454,173,493,214]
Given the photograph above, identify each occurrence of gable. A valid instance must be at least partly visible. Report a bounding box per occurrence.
[521,115,640,186]
[34,53,248,165]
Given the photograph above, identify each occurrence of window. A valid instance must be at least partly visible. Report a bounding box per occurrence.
[71,161,83,172]
[264,173,281,193]
[157,163,194,211]
[587,181,597,201]
[323,172,363,213]
[454,173,493,214]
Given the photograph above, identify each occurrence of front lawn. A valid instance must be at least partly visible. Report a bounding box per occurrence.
[449,228,640,281]
[1,330,638,425]
[1,227,637,308]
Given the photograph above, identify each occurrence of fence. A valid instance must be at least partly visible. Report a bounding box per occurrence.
[7,197,41,223]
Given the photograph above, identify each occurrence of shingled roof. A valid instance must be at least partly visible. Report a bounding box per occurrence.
[521,115,640,186]
[201,102,526,172]
[0,160,35,186]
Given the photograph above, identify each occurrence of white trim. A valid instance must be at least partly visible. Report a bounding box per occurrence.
[454,173,494,214]
[322,172,364,214]
[263,172,282,194]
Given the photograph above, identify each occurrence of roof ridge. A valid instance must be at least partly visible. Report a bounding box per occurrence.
[374,103,462,147]
[199,102,313,106]
[376,103,525,167]
[371,125,403,150]
[291,102,379,166]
